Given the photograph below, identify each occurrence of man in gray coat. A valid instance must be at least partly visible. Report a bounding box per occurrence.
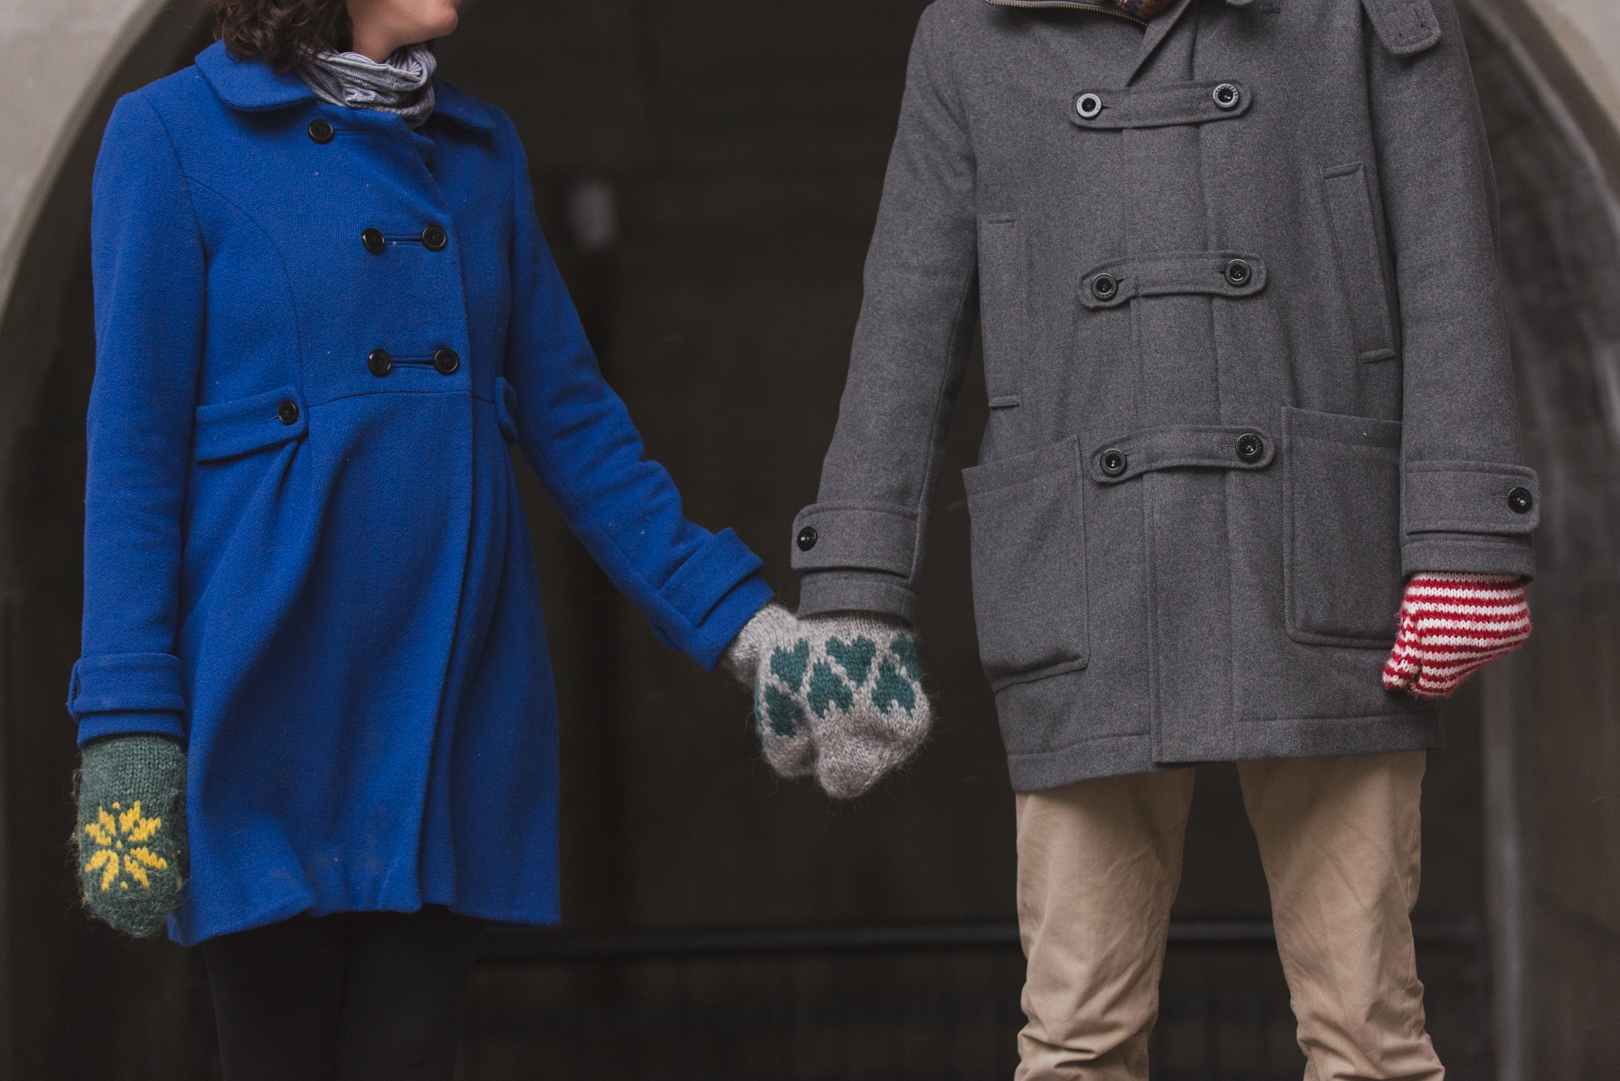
[723,0,1536,1075]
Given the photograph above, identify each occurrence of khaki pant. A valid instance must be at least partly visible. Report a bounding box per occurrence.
[1014,751,1443,1081]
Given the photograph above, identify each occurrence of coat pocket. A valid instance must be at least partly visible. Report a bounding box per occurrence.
[963,437,1088,686]
[194,386,307,463]
[1323,163,1397,363]
[1283,407,1404,646]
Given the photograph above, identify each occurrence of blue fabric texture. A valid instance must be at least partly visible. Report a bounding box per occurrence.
[72,41,772,946]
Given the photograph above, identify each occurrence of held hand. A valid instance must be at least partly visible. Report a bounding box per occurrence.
[75,735,188,937]
[1382,574,1531,699]
[723,604,935,798]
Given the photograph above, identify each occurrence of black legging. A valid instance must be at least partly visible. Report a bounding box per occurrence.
[201,906,483,1081]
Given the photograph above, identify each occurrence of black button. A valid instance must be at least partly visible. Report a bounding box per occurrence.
[421,225,448,251]
[1213,83,1241,110]
[362,228,386,255]
[277,400,299,425]
[367,349,392,376]
[433,348,460,375]
[1100,449,1127,477]
[797,527,818,552]
[1508,487,1534,514]
[1092,274,1119,302]
[1225,259,1252,287]
[1236,433,1265,463]
[307,118,334,144]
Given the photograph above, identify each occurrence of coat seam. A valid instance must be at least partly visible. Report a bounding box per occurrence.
[178,172,311,401]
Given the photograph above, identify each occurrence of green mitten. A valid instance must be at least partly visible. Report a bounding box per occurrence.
[75,734,188,937]
[724,604,934,799]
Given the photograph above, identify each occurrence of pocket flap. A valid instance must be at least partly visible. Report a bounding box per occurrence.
[195,386,306,462]
[1404,461,1540,535]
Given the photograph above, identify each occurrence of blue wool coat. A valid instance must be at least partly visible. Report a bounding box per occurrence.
[69,42,772,946]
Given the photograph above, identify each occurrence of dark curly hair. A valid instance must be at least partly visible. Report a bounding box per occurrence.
[213,0,353,72]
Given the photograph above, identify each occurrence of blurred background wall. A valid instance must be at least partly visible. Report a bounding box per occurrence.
[0,0,1614,1078]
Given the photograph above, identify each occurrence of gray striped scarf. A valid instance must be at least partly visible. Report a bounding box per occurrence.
[299,43,436,128]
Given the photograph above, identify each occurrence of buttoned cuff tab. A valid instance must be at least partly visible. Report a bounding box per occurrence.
[660,528,765,628]
[1085,424,1275,484]
[68,653,185,720]
[1404,462,1540,535]
[1078,252,1266,310]
[790,503,919,578]
[194,386,307,462]
[76,711,187,749]
[1360,0,1441,56]
[1069,80,1251,131]
[797,570,918,624]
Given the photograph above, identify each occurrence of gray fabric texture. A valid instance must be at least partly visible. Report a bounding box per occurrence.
[792,0,1536,789]
[724,603,933,798]
[76,735,188,937]
[299,44,436,128]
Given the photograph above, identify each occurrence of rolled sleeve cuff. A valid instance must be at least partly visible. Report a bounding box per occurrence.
[76,711,186,749]
[68,652,185,719]
[660,528,764,628]
[1402,534,1536,580]
[682,573,775,671]
[797,570,918,623]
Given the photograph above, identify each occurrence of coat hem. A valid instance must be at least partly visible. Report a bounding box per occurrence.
[1004,710,1443,791]
[172,892,563,946]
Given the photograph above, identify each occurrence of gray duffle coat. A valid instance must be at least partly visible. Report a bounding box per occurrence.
[791,0,1539,789]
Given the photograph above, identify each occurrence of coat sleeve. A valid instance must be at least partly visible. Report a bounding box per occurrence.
[69,94,205,747]
[1368,0,1539,579]
[793,4,979,623]
[496,114,772,670]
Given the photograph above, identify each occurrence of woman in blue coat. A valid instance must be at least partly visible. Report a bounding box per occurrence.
[69,0,771,1072]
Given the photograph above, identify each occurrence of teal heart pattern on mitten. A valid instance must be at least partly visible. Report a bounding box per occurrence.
[723,604,933,798]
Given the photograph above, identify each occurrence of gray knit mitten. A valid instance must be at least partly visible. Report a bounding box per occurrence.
[75,735,188,937]
[724,603,934,798]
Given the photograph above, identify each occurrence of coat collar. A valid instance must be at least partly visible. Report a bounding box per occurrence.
[194,40,495,133]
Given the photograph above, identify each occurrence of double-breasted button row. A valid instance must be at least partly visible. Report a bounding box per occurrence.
[361,226,450,254]
[366,348,461,377]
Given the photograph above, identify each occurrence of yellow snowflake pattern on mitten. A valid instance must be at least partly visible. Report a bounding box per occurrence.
[82,801,169,892]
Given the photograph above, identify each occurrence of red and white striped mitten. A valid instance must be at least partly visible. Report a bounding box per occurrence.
[1382,574,1531,699]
